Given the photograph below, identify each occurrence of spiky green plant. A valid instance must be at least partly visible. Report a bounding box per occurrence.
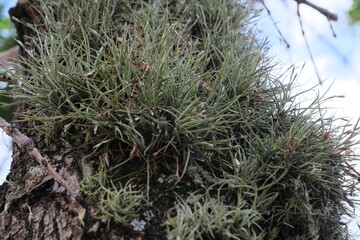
[1,0,359,238]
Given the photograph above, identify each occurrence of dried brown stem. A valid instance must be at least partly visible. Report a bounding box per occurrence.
[0,117,81,202]
[345,162,360,179]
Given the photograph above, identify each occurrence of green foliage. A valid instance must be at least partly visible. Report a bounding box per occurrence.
[166,193,263,239]
[0,5,16,51]
[81,168,144,225]
[0,18,13,30]
[3,0,359,238]
[349,0,360,23]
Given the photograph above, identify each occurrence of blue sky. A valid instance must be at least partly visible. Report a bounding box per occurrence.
[1,0,17,16]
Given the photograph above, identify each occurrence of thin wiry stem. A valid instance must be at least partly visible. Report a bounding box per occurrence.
[296,3,322,85]
[259,0,290,48]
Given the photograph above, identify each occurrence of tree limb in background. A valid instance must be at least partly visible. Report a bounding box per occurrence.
[294,0,337,21]
[0,116,81,203]
[295,0,337,37]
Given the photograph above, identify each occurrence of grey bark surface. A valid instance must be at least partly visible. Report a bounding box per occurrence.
[0,121,84,239]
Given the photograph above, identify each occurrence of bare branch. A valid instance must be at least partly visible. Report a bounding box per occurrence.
[0,117,82,203]
[295,0,338,21]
